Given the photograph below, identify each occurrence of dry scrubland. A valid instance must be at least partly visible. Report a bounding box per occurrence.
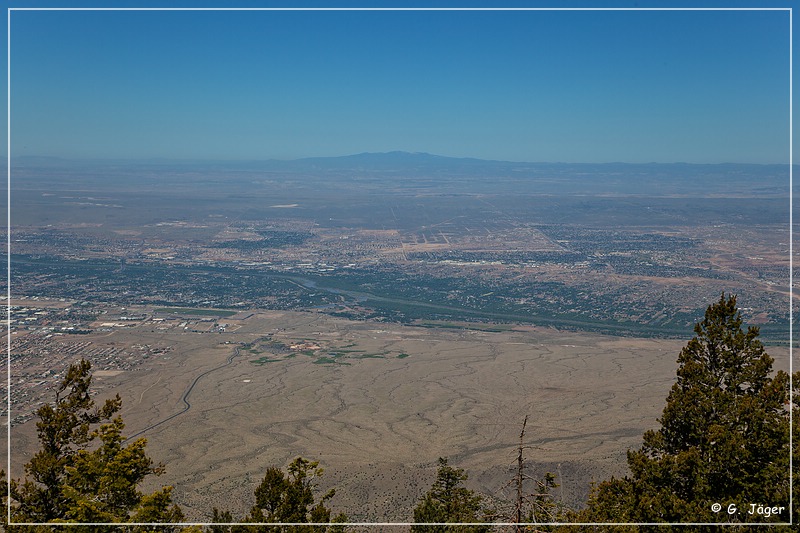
[7,310,791,522]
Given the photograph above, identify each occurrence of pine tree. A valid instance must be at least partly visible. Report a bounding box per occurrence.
[411,457,490,532]
[211,456,346,533]
[582,294,791,529]
[9,359,183,529]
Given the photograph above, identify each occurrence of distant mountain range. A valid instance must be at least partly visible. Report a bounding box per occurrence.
[9,151,792,171]
[8,151,792,198]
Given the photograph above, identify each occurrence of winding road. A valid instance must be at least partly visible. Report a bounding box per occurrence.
[124,345,242,442]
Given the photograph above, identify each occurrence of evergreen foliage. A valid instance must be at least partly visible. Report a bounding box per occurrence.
[581,294,791,529]
[412,457,490,532]
[3,294,794,531]
[210,457,346,532]
[8,359,184,530]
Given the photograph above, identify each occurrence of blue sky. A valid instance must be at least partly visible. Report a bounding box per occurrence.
[5,2,794,163]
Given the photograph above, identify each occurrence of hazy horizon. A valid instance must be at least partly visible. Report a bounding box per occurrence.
[6,150,796,167]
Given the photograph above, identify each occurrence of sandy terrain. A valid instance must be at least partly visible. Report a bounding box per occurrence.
[7,310,791,523]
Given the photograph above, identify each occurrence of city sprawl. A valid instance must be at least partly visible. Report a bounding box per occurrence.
[2,153,794,519]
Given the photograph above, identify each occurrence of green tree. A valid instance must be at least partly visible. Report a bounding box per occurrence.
[581,294,791,529]
[412,457,489,532]
[211,457,346,532]
[9,359,183,529]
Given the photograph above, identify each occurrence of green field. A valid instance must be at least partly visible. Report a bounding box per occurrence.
[250,357,281,365]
